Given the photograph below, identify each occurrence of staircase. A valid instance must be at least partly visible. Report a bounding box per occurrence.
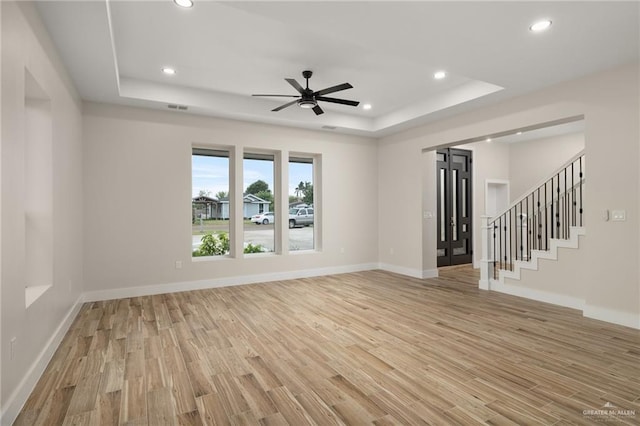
[479,151,586,294]
[497,225,585,281]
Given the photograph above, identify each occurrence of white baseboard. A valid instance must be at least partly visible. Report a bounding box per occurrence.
[377,263,430,279]
[489,279,585,311]
[422,268,439,279]
[1,295,84,426]
[83,263,379,302]
[584,304,640,330]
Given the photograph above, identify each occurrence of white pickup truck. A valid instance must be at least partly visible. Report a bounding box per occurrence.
[289,207,314,228]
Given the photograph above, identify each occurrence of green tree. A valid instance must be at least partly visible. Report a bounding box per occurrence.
[255,190,273,202]
[198,189,211,197]
[215,190,228,200]
[302,182,313,205]
[245,180,270,195]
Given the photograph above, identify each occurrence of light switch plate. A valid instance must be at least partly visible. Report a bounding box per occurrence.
[611,210,626,221]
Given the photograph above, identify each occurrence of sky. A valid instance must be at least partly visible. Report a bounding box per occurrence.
[192,155,312,198]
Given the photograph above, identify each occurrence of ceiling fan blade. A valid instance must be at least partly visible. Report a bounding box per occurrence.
[272,99,299,112]
[316,96,360,107]
[252,94,299,98]
[312,105,324,115]
[314,82,353,97]
[285,78,305,95]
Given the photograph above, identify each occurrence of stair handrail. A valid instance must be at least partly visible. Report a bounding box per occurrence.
[488,149,585,222]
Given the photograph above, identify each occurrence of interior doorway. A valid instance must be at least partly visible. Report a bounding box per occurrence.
[437,148,473,266]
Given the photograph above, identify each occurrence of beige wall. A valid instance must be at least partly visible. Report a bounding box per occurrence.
[1,1,84,419]
[379,63,639,328]
[457,141,510,267]
[508,132,584,200]
[82,103,379,294]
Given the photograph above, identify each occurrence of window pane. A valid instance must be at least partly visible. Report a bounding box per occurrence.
[192,150,230,257]
[244,154,275,254]
[440,168,446,242]
[289,158,314,251]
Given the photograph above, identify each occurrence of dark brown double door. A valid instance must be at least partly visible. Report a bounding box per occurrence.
[437,148,473,266]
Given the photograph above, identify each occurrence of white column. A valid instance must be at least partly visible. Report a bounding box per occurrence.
[479,215,493,290]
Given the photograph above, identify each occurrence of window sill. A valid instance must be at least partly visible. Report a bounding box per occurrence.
[192,255,232,263]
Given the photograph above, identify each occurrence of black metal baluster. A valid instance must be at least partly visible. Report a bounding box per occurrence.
[579,156,583,226]
[564,168,568,238]
[519,201,524,261]
[506,211,510,271]
[571,162,575,227]
[493,223,497,279]
[511,204,518,261]
[544,182,548,250]
[499,215,504,269]
[536,187,542,250]
[526,195,529,259]
[510,208,514,271]
[556,172,561,239]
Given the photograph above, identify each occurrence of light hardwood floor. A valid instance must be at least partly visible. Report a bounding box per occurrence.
[15,266,640,425]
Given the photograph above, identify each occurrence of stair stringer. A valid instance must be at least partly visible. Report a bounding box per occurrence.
[488,226,586,310]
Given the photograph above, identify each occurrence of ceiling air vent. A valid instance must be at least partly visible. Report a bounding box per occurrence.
[322,125,337,130]
[168,104,188,111]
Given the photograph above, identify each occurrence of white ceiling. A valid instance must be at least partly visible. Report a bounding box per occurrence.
[36,1,639,137]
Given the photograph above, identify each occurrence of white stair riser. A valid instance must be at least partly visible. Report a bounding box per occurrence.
[497,227,585,282]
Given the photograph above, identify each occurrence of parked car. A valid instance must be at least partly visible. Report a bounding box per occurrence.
[289,207,314,228]
[251,212,274,224]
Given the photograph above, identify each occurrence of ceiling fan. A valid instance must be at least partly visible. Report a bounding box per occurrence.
[252,70,359,115]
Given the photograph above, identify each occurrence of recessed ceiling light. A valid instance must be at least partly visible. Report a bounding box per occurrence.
[174,0,193,8]
[434,71,447,80]
[362,104,372,110]
[162,67,176,75]
[516,131,523,135]
[485,138,492,143]
[530,20,552,32]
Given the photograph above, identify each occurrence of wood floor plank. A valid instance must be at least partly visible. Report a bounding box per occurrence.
[16,266,640,425]
[196,392,230,426]
[147,387,177,426]
[65,374,100,416]
[295,391,345,426]
[94,390,121,426]
[266,386,316,425]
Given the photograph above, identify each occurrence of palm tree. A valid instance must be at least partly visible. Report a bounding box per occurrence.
[295,181,305,199]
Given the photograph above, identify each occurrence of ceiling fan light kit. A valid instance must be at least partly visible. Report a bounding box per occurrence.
[252,70,359,116]
[298,99,317,109]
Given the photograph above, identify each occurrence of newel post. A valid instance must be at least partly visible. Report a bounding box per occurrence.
[479,215,492,290]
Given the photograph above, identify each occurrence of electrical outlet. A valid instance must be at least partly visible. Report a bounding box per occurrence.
[390,248,395,255]
[175,261,183,269]
[340,248,345,254]
[10,337,16,360]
